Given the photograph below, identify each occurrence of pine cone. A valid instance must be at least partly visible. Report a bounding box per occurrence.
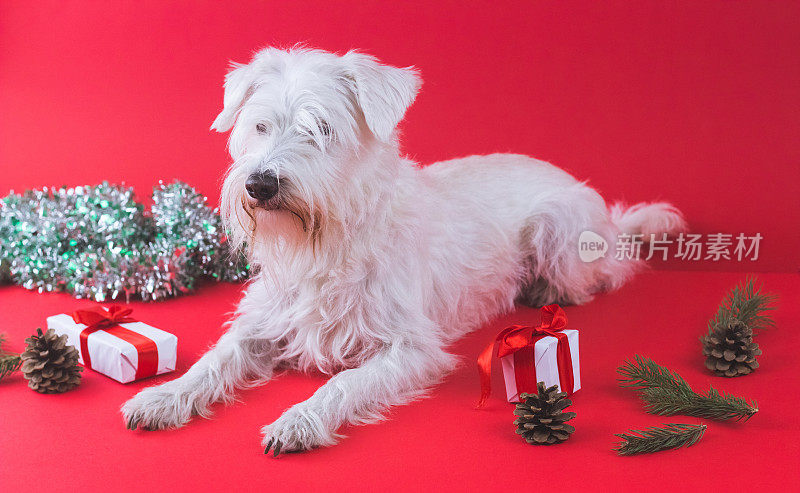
[513,382,576,445]
[702,319,762,377]
[20,328,83,393]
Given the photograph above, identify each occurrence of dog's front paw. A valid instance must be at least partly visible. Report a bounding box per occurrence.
[261,404,339,456]
[121,382,194,431]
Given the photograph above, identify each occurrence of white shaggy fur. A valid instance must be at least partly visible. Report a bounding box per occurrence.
[121,47,685,453]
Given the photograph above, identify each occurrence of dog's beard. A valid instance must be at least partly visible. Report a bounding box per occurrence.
[220,164,321,264]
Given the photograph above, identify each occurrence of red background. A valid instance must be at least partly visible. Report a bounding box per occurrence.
[1,2,799,491]
[1,1,798,272]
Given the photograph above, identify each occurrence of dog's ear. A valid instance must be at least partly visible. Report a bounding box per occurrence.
[344,52,421,142]
[211,63,256,132]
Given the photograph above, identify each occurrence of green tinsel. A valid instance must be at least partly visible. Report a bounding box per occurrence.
[0,181,248,301]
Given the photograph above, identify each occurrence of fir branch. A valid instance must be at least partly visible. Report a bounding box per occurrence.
[0,334,22,381]
[618,355,692,394]
[618,356,758,421]
[709,276,777,333]
[0,354,22,381]
[641,387,757,421]
[614,423,706,456]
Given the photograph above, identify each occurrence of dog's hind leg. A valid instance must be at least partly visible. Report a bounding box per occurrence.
[517,192,686,308]
[121,289,278,431]
[515,187,604,307]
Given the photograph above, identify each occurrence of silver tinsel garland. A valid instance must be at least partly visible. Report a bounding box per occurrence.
[0,181,248,301]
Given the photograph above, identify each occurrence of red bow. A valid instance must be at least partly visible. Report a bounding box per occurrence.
[71,305,159,380]
[477,304,574,408]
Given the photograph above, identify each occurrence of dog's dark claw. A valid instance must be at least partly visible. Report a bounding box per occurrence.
[264,438,273,454]
[273,440,282,457]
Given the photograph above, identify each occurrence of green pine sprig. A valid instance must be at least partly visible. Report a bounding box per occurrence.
[709,276,776,333]
[614,423,706,456]
[618,355,758,421]
[0,334,22,381]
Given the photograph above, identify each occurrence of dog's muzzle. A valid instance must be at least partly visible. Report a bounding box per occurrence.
[245,171,280,205]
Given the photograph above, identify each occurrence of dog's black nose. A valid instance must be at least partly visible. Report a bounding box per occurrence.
[245,171,280,202]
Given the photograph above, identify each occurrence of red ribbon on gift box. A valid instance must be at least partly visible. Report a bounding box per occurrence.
[71,305,159,381]
[476,304,574,408]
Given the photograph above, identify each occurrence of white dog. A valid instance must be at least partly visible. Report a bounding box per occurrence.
[121,47,685,455]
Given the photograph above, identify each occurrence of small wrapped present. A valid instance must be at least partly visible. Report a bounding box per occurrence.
[477,304,580,407]
[46,305,177,383]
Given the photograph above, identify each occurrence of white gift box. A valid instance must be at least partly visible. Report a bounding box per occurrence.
[47,312,177,384]
[500,329,580,402]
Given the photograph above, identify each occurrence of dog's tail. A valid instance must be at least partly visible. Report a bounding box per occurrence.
[609,202,686,239]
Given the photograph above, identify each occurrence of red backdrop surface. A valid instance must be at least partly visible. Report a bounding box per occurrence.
[2,272,799,492]
[1,1,798,271]
[2,2,800,492]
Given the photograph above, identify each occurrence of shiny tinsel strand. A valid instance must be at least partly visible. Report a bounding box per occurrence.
[0,181,248,301]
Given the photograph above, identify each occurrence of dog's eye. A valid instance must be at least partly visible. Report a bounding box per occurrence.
[256,123,269,135]
[319,121,331,137]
